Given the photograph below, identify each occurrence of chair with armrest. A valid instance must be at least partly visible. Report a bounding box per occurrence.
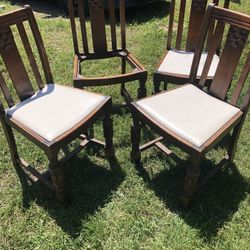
[0,5,115,205]
[131,4,250,207]
[67,0,148,105]
[153,0,230,93]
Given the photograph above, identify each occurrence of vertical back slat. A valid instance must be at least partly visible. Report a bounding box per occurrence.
[176,0,186,50]
[26,6,53,84]
[186,0,208,51]
[209,26,249,100]
[77,0,89,54]
[68,0,79,55]
[109,0,117,51]
[231,52,250,106]
[89,0,107,53]
[17,22,44,89]
[167,0,175,50]
[120,0,126,50]
[0,27,35,101]
[205,0,218,51]
[0,71,15,107]
[189,4,214,84]
[199,20,224,87]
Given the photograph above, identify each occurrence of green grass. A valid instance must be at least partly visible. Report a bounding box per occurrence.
[0,0,250,249]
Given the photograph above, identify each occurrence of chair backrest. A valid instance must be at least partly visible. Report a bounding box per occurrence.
[68,0,126,55]
[167,0,230,51]
[0,6,53,108]
[190,5,250,113]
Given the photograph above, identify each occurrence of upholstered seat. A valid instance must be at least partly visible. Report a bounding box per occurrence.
[157,50,220,78]
[135,84,240,147]
[6,84,107,142]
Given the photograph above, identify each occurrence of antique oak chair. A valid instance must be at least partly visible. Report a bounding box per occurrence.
[153,0,230,93]
[131,5,250,207]
[68,0,147,104]
[0,6,115,204]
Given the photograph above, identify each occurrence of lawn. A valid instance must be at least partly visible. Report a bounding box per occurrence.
[0,0,250,249]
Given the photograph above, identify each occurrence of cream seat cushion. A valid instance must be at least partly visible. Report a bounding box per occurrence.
[158,50,220,78]
[136,84,240,147]
[6,84,107,142]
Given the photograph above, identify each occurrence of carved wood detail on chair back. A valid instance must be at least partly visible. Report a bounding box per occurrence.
[0,6,53,107]
[68,0,126,55]
[190,5,250,112]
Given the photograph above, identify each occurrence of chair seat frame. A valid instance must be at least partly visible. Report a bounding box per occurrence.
[73,49,147,103]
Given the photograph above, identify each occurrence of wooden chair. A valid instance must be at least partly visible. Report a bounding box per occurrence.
[131,4,250,207]
[0,6,115,205]
[68,0,148,105]
[153,0,230,93]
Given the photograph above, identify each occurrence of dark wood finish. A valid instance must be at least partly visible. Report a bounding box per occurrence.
[131,5,250,207]
[0,6,115,205]
[68,0,147,105]
[154,0,230,93]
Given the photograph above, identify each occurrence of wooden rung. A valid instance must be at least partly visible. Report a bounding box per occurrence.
[155,141,172,155]
[154,142,187,168]
[140,137,164,151]
[79,134,105,147]
[196,156,229,191]
[112,102,129,112]
[19,158,55,190]
[60,139,89,165]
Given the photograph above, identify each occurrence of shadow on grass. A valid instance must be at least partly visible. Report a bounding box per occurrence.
[15,153,124,238]
[8,0,62,18]
[134,153,250,241]
[8,0,170,23]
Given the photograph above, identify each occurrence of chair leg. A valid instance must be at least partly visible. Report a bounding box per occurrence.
[1,120,20,168]
[48,154,67,205]
[181,157,201,207]
[121,56,126,74]
[137,75,147,99]
[130,117,141,164]
[153,73,161,94]
[103,108,115,160]
[227,122,243,163]
[120,57,126,97]
[163,82,168,91]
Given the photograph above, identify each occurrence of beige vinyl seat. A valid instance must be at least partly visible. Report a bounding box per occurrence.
[135,84,240,147]
[158,51,220,78]
[6,84,107,142]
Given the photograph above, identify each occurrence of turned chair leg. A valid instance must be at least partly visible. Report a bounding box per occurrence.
[130,117,141,164]
[48,154,67,205]
[103,109,115,160]
[181,157,201,207]
[153,73,161,94]
[137,75,147,99]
